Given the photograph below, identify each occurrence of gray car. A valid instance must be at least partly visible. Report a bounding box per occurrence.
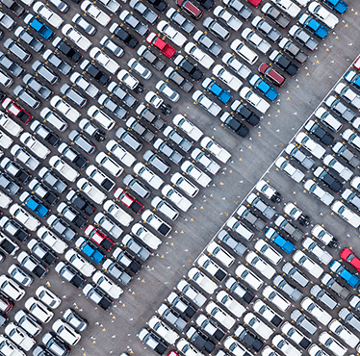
[0,9,15,30]
[102,259,131,286]
[23,74,52,100]
[48,0,69,12]
[58,142,88,169]
[129,0,158,24]
[0,50,24,77]
[273,275,302,302]
[251,16,281,42]
[123,174,151,199]
[291,309,318,335]
[0,171,20,195]
[14,26,44,53]
[100,36,124,58]
[47,214,77,241]
[107,82,137,108]
[13,85,41,109]
[60,84,87,108]
[143,150,171,175]
[163,126,192,152]
[163,67,193,93]
[338,308,360,332]
[310,285,338,310]
[122,234,151,261]
[72,13,96,36]
[193,30,222,57]
[70,72,100,99]
[68,130,96,155]
[119,10,149,36]
[153,138,183,165]
[321,273,350,299]
[4,38,31,63]
[217,230,246,256]
[223,0,252,19]
[166,7,195,34]
[42,332,69,356]
[126,117,155,143]
[203,17,230,41]
[157,303,187,331]
[136,104,165,130]
[38,167,67,193]
[42,49,72,76]
[115,127,143,152]
[282,263,309,288]
[32,60,60,85]
[98,94,127,120]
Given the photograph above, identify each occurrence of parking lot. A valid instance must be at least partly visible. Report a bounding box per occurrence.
[0,0,359,354]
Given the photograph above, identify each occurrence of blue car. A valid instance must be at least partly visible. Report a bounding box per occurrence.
[201,77,232,104]
[344,71,360,90]
[249,74,278,101]
[324,0,347,13]
[298,14,328,39]
[265,228,295,254]
[19,191,48,218]
[75,237,104,264]
[330,261,360,288]
[24,14,53,40]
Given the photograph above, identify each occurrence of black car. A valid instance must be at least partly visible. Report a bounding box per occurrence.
[268,50,298,76]
[55,261,85,288]
[231,100,260,126]
[145,0,167,12]
[186,327,216,353]
[27,239,58,266]
[28,178,59,206]
[173,55,203,81]
[220,112,249,137]
[52,37,83,63]
[164,66,193,93]
[194,0,213,10]
[314,167,342,193]
[109,24,139,48]
[0,216,30,242]
[0,51,24,77]
[80,60,110,86]
[235,325,264,352]
[0,0,25,17]
[66,190,96,216]
[305,119,334,145]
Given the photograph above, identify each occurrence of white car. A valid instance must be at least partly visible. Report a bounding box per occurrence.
[241,28,271,54]
[351,176,360,191]
[9,204,40,231]
[173,114,203,141]
[191,148,221,175]
[184,42,214,69]
[65,249,96,277]
[52,320,81,346]
[92,271,123,299]
[200,136,231,164]
[87,105,115,131]
[272,335,301,356]
[33,2,63,28]
[95,152,123,178]
[50,95,81,123]
[170,172,199,198]
[24,297,54,323]
[243,312,273,340]
[308,2,339,29]
[230,39,259,65]
[131,223,162,250]
[151,196,179,221]
[70,72,100,99]
[253,299,283,327]
[128,58,152,80]
[301,297,331,325]
[133,162,163,190]
[14,310,41,337]
[323,155,353,181]
[180,161,211,188]
[89,47,119,74]
[235,264,264,291]
[81,0,111,26]
[0,112,23,137]
[281,322,310,348]
[10,145,40,171]
[177,279,207,307]
[37,227,68,254]
[221,52,251,80]
[188,267,218,294]
[103,200,133,226]
[263,286,291,312]
[155,80,180,103]
[35,286,61,309]
[0,130,13,149]
[144,91,164,109]
[212,64,242,92]
[149,316,179,345]
[141,210,171,237]
[308,345,330,356]
[224,337,248,356]
[5,323,35,351]
[0,275,25,301]
[117,70,140,91]
[331,200,360,228]
[177,339,205,356]
[162,185,192,212]
[227,217,254,241]
[343,129,360,151]
[19,133,50,160]
[157,20,187,47]
[49,156,80,183]
[213,6,242,31]
[275,157,305,183]
[205,301,235,330]
[315,107,343,132]
[198,254,227,280]
[106,141,136,169]
[319,333,347,356]
[303,179,334,206]
[295,132,326,159]
[302,238,332,265]
[329,320,359,348]
[271,0,300,17]
[0,335,25,356]
[207,241,234,268]
[62,24,92,51]
[216,290,245,318]
[293,250,324,278]
[254,240,282,265]
[0,190,12,209]
[240,86,270,114]
[245,251,276,279]
[311,224,336,247]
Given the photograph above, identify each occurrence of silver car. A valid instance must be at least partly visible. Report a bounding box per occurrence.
[68,130,96,155]
[60,84,87,108]
[282,262,309,288]
[13,86,41,109]
[291,309,318,335]
[310,285,338,310]
[273,275,302,302]
[143,150,171,175]
[116,127,143,152]
[123,174,151,199]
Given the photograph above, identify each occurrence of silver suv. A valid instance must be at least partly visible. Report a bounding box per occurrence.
[291,309,318,335]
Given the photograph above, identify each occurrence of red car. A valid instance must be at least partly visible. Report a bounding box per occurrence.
[176,0,203,19]
[113,187,144,214]
[146,32,176,59]
[2,97,32,124]
[340,248,360,273]
[246,0,262,6]
[84,225,114,252]
[354,56,360,70]
[259,63,286,87]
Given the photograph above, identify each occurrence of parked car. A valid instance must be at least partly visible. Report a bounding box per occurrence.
[129,0,158,24]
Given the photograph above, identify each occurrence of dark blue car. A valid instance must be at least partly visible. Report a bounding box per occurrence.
[323,0,348,13]
[201,77,231,104]
[298,14,328,39]
[249,74,278,101]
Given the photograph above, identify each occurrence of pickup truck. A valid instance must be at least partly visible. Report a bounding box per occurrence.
[157,303,187,331]
[285,143,314,170]
[75,237,104,264]
[55,261,85,288]
[252,16,281,42]
[237,205,266,231]
[102,259,132,286]
[126,117,155,143]
[11,145,40,171]
[278,38,308,64]
[0,172,20,195]
[146,32,176,59]
[0,112,23,137]
[135,104,165,130]
[0,234,19,255]
[261,3,291,29]
[103,200,134,227]
[85,225,114,252]
[256,180,281,203]
[268,50,298,77]
[23,14,53,40]
[83,284,113,310]
[298,13,328,39]
[38,167,67,194]
[112,247,141,274]
[192,90,222,117]
[164,67,193,93]
[246,192,276,219]
[0,216,29,242]
[265,227,295,254]
[49,156,79,183]
[323,0,348,14]
[114,187,144,215]
[19,191,48,218]
[201,78,231,104]
[137,45,166,71]
[332,142,359,168]
[274,215,303,241]
[330,261,360,288]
